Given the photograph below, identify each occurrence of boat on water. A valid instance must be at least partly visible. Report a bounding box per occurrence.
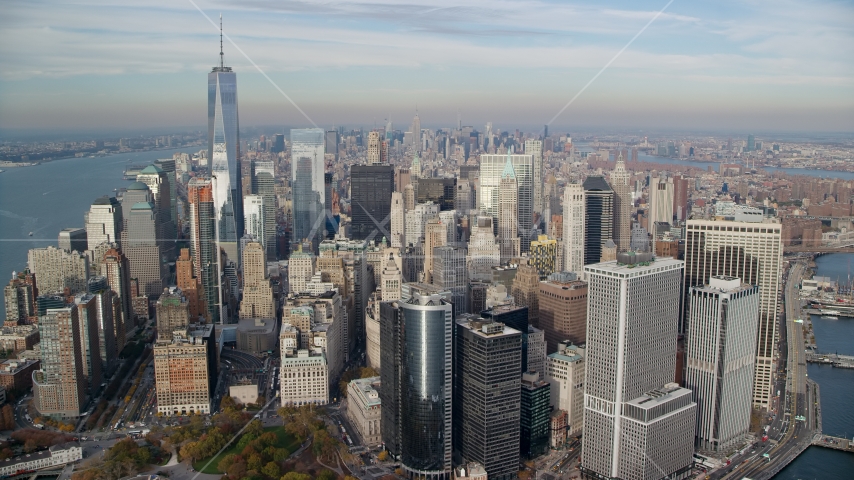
[821,316,839,320]
[821,309,842,315]
[28,232,33,236]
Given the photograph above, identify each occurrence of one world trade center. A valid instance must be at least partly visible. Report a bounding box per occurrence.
[208,16,242,263]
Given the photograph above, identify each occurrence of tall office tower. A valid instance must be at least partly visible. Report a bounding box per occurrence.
[467,217,500,282]
[422,219,447,283]
[324,130,338,158]
[525,140,544,214]
[686,276,759,452]
[367,131,382,164]
[28,246,90,295]
[58,227,88,253]
[4,273,36,324]
[291,128,325,247]
[324,172,339,239]
[33,307,87,418]
[511,262,540,328]
[155,287,190,339]
[272,133,285,153]
[581,254,696,480]
[390,192,405,248]
[175,249,201,320]
[582,177,614,265]
[529,235,558,279]
[405,202,440,249]
[398,292,453,477]
[209,27,242,263]
[432,245,468,310]
[538,274,588,351]
[562,183,586,273]
[454,317,522,480]
[610,153,631,252]
[498,158,520,263]
[455,180,473,216]
[672,175,689,222]
[154,324,217,416]
[154,158,179,237]
[251,160,277,257]
[746,134,755,152]
[73,294,103,392]
[381,254,403,302]
[403,183,416,213]
[239,242,274,320]
[288,248,315,295]
[124,201,166,296]
[546,341,586,435]
[87,276,118,375]
[649,176,675,227]
[85,196,123,252]
[417,178,457,212]
[520,371,551,459]
[478,153,534,252]
[100,248,131,346]
[630,223,649,252]
[527,326,547,377]
[137,165,177,261]
[411,113,421,153]
[243,194,265,245]
[188,177,220,323]
[683,219,782,409]
[351,164,395,241]
[379,300,403,457]
[280,347,329,406]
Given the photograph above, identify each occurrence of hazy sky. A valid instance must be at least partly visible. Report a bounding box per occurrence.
[1,0,853,133]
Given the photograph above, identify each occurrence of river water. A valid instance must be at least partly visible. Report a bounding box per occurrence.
[0,147,202,319]
[776,253,854,479]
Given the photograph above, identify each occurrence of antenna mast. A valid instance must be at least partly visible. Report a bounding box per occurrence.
[219,14,224,69]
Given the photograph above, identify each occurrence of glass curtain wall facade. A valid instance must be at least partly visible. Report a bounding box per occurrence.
[291,128,325,247]
[582,176,614,265]
[208,65,242,262]
[478,154,534,252]
[351,164,395,241]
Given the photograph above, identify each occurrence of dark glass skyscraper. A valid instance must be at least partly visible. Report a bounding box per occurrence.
[208,28,242,262]
[350,164,395,241]
[582,176,614,265]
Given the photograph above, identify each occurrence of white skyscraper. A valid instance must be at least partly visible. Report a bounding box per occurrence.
[404,202,439,248]
[648,176,674,227]
[291,128,326,246]
[581,254,696,480]
[562,183,586,274]
[686,276,760,452]
[546,342,586,436]
[389,192,405,249]
[243,195,265,246]
[478,153,534,251]
[498,157,520,262]
[684,219,782,408]
[467,217,500,282]
[610,153,631,252]
[85,197,122,252]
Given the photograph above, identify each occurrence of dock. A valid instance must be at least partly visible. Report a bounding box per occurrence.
[805,352,854,368]
[812,435,854,453]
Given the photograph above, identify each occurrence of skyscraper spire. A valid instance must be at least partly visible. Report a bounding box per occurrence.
[219,13,224,69]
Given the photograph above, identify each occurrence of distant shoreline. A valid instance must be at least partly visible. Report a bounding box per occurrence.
[0,143,205,168]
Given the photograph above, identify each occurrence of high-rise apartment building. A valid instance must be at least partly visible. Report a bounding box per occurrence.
[510,262,540,328]
[28,246,89,295]
[85,197,122,252]
[208,40,242,263]
[351,164,395,241]
[291,128,325,247]
[422,220,447,283]
[72,294,103,393]
[251,160,277,258]
[529,235,558,279]
[582,177,614,265]
[86,276,118,376]
[562,183,586,273]
[581,254,696,480]
[154,323,216,415]
[124,201,166,296]
[478,153,533,252]
[686,276,760,452]
[498,158,520,262]
[239,242,274,320]
[683,219,782,408]
[610,154,632,252]
[33,307,87,418]
[188,177,220,323]
[4,272,36,325]
[538,274,588,351]
[649,176,674,228]
[546,342,586,436]
[100,247,131,349]
[175,248,201,320]
[454,317,522,480]
[432,245,468,312]
[288,248,315,295]
[367,130,382,164]
[467,217,500,282]
[390,192,405,248]
[381,254,403,302]
[280,347,329,406]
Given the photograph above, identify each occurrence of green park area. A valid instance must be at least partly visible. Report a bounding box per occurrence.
[193,425,302,474]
